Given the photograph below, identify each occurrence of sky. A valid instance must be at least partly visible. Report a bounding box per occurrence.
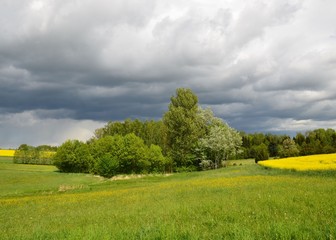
[1,0,336,148]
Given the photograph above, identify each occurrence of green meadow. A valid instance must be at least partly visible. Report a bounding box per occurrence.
[1,156,335,239]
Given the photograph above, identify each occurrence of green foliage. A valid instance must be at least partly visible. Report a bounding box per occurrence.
[252,144,269,163]
[233,129,336,160]
[92,119,167,153]
[90,135,124,174]
[52,88,336,175]
[295,128,336,155]
[89,134,168,176]
[95,153,119,178]
[240,132,288,159]
[13,144,55,165]
[199,124,242,167]
[55,134,168,176]
[54,140,93,173]
[278,138,300,158]
[199,159,214,170]
[147,144,168,173]
[118,133,149,174]
[87,88,244,173]
[163,88,205,167]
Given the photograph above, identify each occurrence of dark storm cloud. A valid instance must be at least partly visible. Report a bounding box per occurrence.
[1,0,336,147]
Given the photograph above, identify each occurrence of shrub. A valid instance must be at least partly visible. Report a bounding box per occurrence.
[147,144,167,173]
[278,139,300,158]
[252,144,269,163]
[175,165,198,172]
[14,144,54,165]
[90,135,124,174]
[199,160,214,170]
[96,153,119,178]
[118,133,149,174]
[54,140,93,173]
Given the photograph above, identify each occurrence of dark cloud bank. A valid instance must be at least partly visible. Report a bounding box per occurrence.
[1,0,336,148]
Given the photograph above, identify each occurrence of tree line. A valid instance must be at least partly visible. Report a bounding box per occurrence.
[54,88,242,175]
[241,128,336,162]
[13,144,56,165]
[54,134,170,177]
[12,88,336,176]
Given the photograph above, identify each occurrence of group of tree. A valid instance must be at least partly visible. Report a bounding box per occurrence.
[294,129,336,155]
[14,144,56,165]
[54,134,170,177]
[54,88,243,176]
[162,89,242,171]
[92,119,167,152]
[26,87,336,176]
[241,128,336,162]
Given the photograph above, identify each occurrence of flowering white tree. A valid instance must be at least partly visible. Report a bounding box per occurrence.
[199,123,242,168]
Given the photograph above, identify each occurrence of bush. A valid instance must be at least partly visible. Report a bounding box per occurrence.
[14,144,54,165]
[147,144,167,173]
[117,133,149,174]
[96,153,119,178]
[278,139,300,158]
[55,134,169,176]
[199,160,214,170]
[252,144,269,163]
[89,134,168,176]
[54,140,93,173]
[175,165,198,172]
[90,135,124,174]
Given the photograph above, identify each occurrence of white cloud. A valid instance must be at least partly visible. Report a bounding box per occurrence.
[267,118,336,132]
[30,1,44,11]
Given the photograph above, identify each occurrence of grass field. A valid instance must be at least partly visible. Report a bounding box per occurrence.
[0,157,335,239]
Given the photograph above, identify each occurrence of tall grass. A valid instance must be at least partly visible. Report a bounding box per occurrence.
[0,158,335,239]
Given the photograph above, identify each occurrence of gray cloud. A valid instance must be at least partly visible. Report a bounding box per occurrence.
[0,110,104,148]
[1,0,336,148]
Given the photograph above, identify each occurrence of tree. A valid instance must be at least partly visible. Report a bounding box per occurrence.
[252,144,269,163]
[147,144,168,173]
[89,135,124,175]
[118,133,149,174]
[14,144,54,165]
[95,153,119,178]
[89,134,167,176]
[91,119,167,152]
[196,107,224,134]
[265,133,286,157]
[279,138,300,158]
[54,140,93,173]
[163,88,204,167]
[198,124,242,168]
[14,144,33,164]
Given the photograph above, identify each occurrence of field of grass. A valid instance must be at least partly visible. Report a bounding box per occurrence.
[0,157,335,239]
[259,153,336,171]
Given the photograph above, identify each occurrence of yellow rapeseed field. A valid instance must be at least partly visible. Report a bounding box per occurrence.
[259,153,336,171]
[0,149,15,157]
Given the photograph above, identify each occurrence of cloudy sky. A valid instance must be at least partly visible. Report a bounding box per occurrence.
[1,0,336,148]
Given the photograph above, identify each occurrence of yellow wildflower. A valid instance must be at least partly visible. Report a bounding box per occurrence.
[259,154,336,171]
